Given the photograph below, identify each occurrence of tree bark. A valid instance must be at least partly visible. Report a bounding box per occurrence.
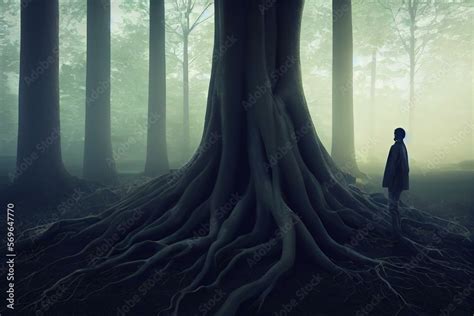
[83,0,117,184]
[145,0,169,176]
[331,0,360,176]
[16,0,69,187]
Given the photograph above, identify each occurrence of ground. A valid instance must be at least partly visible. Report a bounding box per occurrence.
[0,157,473,315]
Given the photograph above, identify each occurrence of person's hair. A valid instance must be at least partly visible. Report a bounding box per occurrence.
[394,127,406,140]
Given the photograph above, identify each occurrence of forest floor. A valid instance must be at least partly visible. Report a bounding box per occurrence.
[362,168,474,230]
[0,157,473,315]
[2,157,471,231]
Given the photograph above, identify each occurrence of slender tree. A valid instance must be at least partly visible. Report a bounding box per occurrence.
[0,51,12,154]
[167,0,212,157]
[0,3,17,156]
[145,0,169,176]
[331,0,360,176]
[353,1,392,162]
[15,0,70,189]
[381,0,446,134]
[83,0,117,184]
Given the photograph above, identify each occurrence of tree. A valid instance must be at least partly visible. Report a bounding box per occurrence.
[353,1,393,162]
[18,0,473,315]
[0,46,16,155]
[83,0,117,184]
[111,1,150,168]
[380,0,447,135]
[15,0,70,190]
[167,0,213,157]
[144,0,169,176]
[331,0,361,177]
[300,1,333,145]
[58,1,87,161]
[0,2,18,156]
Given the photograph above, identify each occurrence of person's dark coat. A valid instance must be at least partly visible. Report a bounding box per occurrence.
[382,140,409,191]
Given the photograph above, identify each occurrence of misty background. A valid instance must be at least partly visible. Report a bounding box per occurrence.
[1,0,472,176]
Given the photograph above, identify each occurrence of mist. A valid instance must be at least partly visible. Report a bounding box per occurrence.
[1,0,472,175]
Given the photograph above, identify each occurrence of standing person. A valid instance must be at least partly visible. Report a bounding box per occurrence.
[383,128,409,240]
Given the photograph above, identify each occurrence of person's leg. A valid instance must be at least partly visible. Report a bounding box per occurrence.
[388,190,402,239]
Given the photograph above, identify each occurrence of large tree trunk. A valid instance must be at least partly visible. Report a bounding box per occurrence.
[83,0,117,184]
[182,34,190,158]
[145,0,169,176]
[15,0,69,189]
[17,0,474,315]
[331,0,360,177]
[18,0,377,310]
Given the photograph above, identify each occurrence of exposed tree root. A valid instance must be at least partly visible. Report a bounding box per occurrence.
[8,0,474,315]
[12,118,474,315]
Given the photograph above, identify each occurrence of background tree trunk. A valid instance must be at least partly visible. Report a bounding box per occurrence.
[0,45,12,154]
[369,47,377,162]
[408,13,416,135]
[169,0,212,160]
[83,0,117,184]
[182,34,190,158]
[470,98,474,159]
[331,0,360,176]
[145,0,169,176]
[0,8,10,154]
[16,0,69,188]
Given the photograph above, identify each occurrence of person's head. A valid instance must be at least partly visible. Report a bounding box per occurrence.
[394,128,406,141]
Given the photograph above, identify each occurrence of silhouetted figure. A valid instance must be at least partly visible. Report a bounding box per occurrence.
[382,128,409,240]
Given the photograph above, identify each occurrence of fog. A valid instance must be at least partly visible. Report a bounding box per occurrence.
[1,0,472,175]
